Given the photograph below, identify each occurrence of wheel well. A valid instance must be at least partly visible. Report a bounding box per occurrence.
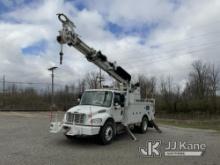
[142,115,149,121]
[105,117,115,124]
[143,115,154,127]
[102,117,116,134]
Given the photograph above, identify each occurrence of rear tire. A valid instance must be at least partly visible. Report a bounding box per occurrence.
[139,116,148,133]
[99,120,115,145]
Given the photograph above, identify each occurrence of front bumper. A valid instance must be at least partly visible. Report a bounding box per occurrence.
[63,123,101,136]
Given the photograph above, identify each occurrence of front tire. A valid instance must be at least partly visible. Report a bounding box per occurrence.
[99,120,115,145]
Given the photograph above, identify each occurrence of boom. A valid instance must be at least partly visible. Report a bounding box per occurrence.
[56,14,131,85]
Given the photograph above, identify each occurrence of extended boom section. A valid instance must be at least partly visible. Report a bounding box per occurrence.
[56,13,131,85]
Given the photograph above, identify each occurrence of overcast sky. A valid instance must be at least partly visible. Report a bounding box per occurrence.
[0,0,220,90]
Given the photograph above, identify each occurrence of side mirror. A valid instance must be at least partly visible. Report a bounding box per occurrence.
[114,102,120,109]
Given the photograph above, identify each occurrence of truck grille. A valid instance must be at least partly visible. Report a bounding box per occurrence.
[66,112,86,124]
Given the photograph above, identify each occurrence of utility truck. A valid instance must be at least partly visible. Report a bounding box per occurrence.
[50,14,159,144]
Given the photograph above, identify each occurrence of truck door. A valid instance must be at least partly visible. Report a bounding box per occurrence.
[112,93,124,122]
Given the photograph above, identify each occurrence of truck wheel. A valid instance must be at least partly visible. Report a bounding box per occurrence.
[140,116,148,133]
[99,120,115,145]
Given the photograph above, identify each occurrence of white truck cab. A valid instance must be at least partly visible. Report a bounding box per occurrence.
[50,88,155,144]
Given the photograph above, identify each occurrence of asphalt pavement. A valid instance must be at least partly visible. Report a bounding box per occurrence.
[0,112,219,165]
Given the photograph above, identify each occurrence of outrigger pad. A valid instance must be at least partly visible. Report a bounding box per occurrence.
[50,122,62,133]
[125,125,137,141]
[150,120,162,133]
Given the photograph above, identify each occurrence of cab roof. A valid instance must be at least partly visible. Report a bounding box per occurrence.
[85,88,125,93]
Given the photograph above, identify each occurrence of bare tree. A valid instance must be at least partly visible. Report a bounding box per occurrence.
[189,60,210,99]
[208,64,220,112]
[208,64,220,97]
[138,74,156,99]
[159,76,181,113]
[160,76,172,111]
[185,61,219,99]
[85,71,99,89]
[77,78,86,95]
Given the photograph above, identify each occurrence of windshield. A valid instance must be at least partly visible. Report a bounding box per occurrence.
[80,91,113,107]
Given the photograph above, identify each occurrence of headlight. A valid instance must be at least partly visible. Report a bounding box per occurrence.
[91,118,102,125]
[62,113,66,123]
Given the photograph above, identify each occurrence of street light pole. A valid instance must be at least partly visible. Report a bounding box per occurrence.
[48,67,58,106]
[2,75,5,107]
[48,67,58,122]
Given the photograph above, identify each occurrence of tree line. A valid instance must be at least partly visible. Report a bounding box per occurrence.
[0,60,219,116]
[139,60,220,116]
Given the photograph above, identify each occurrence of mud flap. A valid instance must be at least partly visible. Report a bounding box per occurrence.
[50,122,63,133]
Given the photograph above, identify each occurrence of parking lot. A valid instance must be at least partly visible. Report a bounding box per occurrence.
[0,112,220,165]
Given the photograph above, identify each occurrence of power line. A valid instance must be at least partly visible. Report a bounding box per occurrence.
[150,29,220,47]
[87,43,220,76]
[97,41,220,69]
[0,80,62,86]
[122,46,219,68]
[3,29,220,87]
[84,44,220,71]
[119,39,220,64]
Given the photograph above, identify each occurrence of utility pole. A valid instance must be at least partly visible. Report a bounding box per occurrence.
[2,75,5,94]
[2,75,5,107]
[99,68,102,88]
[48,67,58,106]
[48,67,58,122]
[99,68,105,88]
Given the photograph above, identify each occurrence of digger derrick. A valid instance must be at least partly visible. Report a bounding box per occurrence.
[49,14,160,144]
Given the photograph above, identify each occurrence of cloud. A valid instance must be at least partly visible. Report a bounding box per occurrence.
[77,0,176,24]
[0,0,14,8]
[0,0,220,91]
[22,39,48,55]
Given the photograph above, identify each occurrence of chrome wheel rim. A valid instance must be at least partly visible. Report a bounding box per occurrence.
[143,120,147,131]
[105,126,113,141]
